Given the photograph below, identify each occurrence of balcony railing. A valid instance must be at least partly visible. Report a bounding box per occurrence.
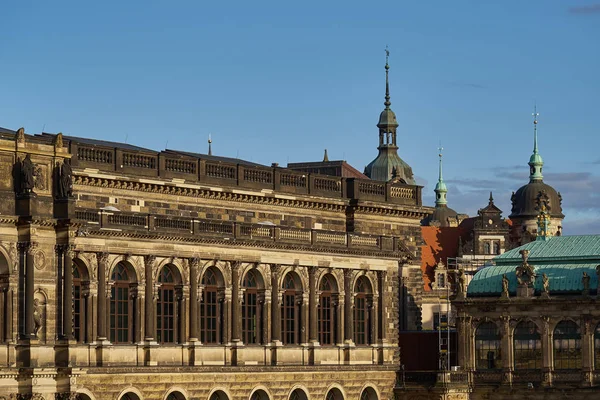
[74,209,407,253]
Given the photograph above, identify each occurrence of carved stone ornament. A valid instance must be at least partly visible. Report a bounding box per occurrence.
[516,249,536,285]
[16,127,25,144]
[34,249,46,270]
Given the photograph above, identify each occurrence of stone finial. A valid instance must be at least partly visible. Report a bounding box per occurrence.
[516,249,536,287]
[54,132,64,149]
[16,127,25,144]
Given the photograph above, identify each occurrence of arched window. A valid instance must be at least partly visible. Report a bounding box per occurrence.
[209,391,229,400]
[483,242,491,255]
[289,389,308,400]
[250,390,269,400]
[0,253,10,343]
[595,324,600,370]
[73,264,86,342]
[325,388,344,400]
[360,387,378,400]
[513,321,542,369]
[110,263,136,344]
[242,270,262,344]
[157,265,180,344]
[281,273,302,345]
[166,392,186,400]
[554,320,581,370]
[201,268,221,344]
[493,241,501,255]
[119,393,140,400]
[475,322,501,370]
[354,276,372,345]
[318,274,337,345]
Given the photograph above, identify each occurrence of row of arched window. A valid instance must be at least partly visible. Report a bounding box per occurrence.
[111,385,379,400]
[475,320,599,370]
[72,261,378,346]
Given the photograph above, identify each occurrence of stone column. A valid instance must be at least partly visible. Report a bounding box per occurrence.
[582,318,594,385]
[371,294,378,346]
[456,314,471,370]
[144,255,156,341]
[377,270,387,343]
[231,262,241,343]
[335,296,343,345]
[308,266,318,344]
[105,284,113,342]
[263,290,271,344]
[301,293,309,344]
[541,316,553,386]
[63,245,75,340]
[500,316,513,385]
[134,287,142,343]
[96,252,109,341]
[85,284,95,343]
[189,258,199,342]
[270,265,282,343]
[343,269,354,344]
[22,242,36,339]
[222,288,232,344]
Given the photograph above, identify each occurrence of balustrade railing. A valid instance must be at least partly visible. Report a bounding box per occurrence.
[71,143,421,206]
[73,209,405,253]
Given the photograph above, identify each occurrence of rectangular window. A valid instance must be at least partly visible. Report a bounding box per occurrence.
[201,289,218,344]
[354,297,366,345]
[73,284,82,341]
[242,291,258,344]
[282,293,296,345]
[318,295,332,345]
[110,286,130,343]
[157,287,175,343]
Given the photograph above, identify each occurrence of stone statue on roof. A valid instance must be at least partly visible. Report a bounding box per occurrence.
[501,274,509,298]
[542,273,550,294]
[582,271,590,295]
[516,249,536,286]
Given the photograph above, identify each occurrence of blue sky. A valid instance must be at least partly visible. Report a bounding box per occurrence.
[1,1,599,233]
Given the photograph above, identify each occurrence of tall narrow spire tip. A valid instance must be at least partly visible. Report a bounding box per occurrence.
[384,46,391,109]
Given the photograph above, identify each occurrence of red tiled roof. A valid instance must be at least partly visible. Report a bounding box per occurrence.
[420,226,463,291]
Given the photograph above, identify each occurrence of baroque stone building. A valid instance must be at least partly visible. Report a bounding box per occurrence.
[0,64,428,400]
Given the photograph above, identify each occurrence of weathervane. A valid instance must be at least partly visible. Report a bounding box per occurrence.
[532,104,539,125]
[385,45,390,64]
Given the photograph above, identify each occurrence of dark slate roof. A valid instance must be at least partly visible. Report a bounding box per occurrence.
[509,180,564,219]
[165,150,265,167]
[0,127,15,135]
[39,133,153,152]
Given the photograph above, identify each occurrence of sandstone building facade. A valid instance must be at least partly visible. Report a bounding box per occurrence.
[0,126,428,400]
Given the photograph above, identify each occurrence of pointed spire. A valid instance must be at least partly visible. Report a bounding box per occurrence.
[489,191,494,205]
[528,105,544,182]
[533,104,539,155]
[208,134,212,156]
[434,145,448,206]
[323,149,329,162]
[384,46,391,109]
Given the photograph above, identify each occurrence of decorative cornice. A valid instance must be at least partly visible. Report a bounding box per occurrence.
[355,205,428,219]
